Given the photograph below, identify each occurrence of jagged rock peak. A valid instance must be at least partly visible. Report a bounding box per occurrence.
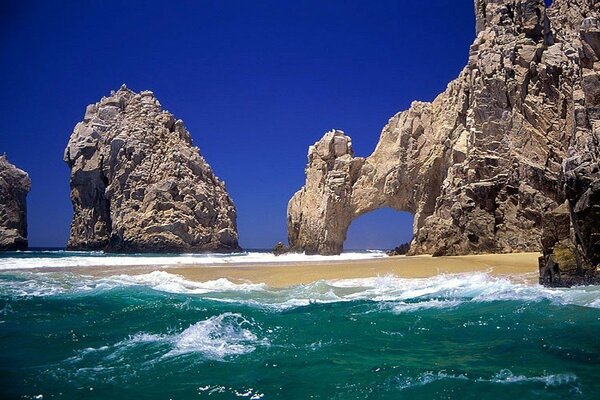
[474,0,552,41]
[287,0,600,264]
[64,86,240,253]
[0,155,31,251]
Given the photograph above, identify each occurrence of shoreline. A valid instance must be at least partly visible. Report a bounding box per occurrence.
[3,252,541,288]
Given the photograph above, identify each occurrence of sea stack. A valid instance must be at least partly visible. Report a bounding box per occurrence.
[288,0,600,271]
[64,85,240,253]
[0,155,31,251]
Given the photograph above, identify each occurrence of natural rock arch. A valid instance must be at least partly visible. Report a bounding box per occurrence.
[287,0,599,257]
[287,126,458,256]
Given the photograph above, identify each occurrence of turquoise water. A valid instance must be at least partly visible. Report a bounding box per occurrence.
[1,254,599,399]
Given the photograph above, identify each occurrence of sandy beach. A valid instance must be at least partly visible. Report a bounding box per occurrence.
[22,252,542,287]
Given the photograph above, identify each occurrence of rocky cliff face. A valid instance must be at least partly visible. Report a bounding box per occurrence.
[539,0,600,285]
[65,85,240,253]
[288,0,600,263]
[0,156,31,251]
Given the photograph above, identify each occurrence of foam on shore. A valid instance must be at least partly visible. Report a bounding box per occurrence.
[0,250,387,270]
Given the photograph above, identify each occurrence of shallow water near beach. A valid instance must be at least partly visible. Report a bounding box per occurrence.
[1,252,599,399]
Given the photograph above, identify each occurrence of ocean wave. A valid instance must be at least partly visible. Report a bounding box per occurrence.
[323,273,600,310]
[165,313,267,358]
[105,271,267,294]
[68,313,266,363]
[2,270,600,310]
[0,250,387,270]
[0,271,266,297]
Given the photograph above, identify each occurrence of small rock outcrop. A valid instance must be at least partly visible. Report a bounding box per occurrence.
[272,241,290,256]
[64,85,240,253]
[288,0,600,267]
[0,156,31,251]
[387,243,411,257]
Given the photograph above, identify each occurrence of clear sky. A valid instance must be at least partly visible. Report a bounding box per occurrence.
[0,0,475,249]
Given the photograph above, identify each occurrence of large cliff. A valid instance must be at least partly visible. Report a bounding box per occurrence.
[288,0,600,264]
[64,86,240,253]
[0,156,31,251]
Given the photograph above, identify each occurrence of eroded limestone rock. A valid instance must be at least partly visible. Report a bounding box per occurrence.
[65,85,240,253]
[288,0,600,264]
[0,156,31,251]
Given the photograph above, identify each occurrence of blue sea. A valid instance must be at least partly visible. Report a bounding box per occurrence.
[0,250,599,399]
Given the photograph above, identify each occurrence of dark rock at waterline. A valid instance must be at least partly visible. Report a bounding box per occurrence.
[539,258,600,287]
[0,155,31,251]
[64,85,241,253]
[539,202,600,287]
[272,242,290,256]
[386,243,410,256]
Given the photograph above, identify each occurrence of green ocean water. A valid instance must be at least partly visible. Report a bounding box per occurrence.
[1,257,599,399]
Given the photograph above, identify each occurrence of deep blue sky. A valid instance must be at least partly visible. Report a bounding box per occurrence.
[0,0,475,249]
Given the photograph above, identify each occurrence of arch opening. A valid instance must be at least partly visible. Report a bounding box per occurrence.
[344,207,414,251]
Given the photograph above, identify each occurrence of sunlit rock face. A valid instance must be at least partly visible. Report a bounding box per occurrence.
[288,0,600,263]
[0,156,31,251]
[64,85,240,253]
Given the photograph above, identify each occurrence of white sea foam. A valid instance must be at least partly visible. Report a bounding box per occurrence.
[391,299,463,313]
[484,369,578,386]
[198,385,264,399]
[393,369,579,391]
[394,371,468,390]
[0,250,387,270]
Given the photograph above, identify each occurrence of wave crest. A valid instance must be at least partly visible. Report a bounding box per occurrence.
[68,313,266,363]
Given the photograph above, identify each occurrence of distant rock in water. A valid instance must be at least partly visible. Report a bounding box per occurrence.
[387,243,410,257]
[272,242,290,256]
[64,85,240,253]
[0,155,31,251]
[287,0,600,274]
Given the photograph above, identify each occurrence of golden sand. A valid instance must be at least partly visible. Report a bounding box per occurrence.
[26,252,541,288]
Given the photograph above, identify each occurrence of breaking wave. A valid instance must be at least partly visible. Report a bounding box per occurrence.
[68,313,267,362]
[1,270,599,310]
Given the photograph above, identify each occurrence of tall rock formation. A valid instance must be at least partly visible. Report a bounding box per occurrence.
[539,0,600,285]
[64,85,240,253]
[0,156,31,251]
[288,0,600,266]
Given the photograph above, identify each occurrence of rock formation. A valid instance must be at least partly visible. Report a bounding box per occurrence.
[288,0,600,273]
[539,0,600,285]
[64,85,240,253]
[0,156,31,251]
